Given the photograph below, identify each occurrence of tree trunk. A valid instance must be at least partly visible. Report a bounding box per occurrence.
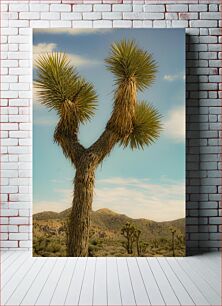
[67,165,95,256]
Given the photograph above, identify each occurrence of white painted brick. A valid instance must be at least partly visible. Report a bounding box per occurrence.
[1,60,18,68]
[123,12,164,19]
[2,123,18,131]
[72,20,93,28]
[50,21,72,28]
[2,27,18,35]
[2,170,18,178]
[93,20,112,28]
[61,12,82,20]
[30,20,50,28]
[9,20,29,28]
[167,5,188,12]
[94,4,111,11]
[19,12,40,19]
[9,233,29,240]
[8,146,30,154]
[1,209,18,217]
[189,4,207,12]
[9,115,29,123]
[1,91,18,99]
[102,12,122,20]
[19,241,31,248]
[9,217,29,225]
[113,20,132,28]
[200,12,221,20]
[165,13,178,20]
[0,218,9,225]
[19,226,30,233]
[190,20,218,28]
[50,4,71,12]
[29,4,49,12]
[1,139,18,147]
[1,241,18,248]
[132,20,143,28]
[83,12,102,20]
[112,4,132,11]
[1,4,8,12]
[19,210,30,217]
[172,20,188,27]
[9,68,30,75]
[144,5,165,12]
[209,4,219,11]
[9,99,29,107]
[73,4,92,12]
[9,44,18,51]
[9,3,28,12]
[133,5,143,12]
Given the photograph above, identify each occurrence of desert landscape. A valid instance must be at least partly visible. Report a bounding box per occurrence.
[33,208,185,257]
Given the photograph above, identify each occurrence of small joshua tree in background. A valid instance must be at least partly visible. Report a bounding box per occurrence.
[35,40,162,256]
[170,227,177,257]
[134,228,142,256]
[121,222,136,254]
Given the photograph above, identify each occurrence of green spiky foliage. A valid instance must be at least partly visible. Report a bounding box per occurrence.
[105,40,157,91]
[121,101,162,150]
[34,53,97,123]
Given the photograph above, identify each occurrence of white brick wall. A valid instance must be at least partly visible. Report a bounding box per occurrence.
[1,0,221,254]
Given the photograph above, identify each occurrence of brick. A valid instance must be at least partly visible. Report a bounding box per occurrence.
[9,233,28,240]
[93,20,112,28]
[144,5,165,12]
[113,20,132,28]
[50,4,71,12]
[1,241,18,248]
[73,4,92,12]
[9,217,29,225]
[190,20,217,28]
[123,12,164,19]
[112,4,132,11]
[61,12,82,20]
[200,12,221,20]
[9,4,28,11]
[189,4,207,12]
[102,12,121,19]
[94,4,111,12]
[72,20,93,28]
[29,4,49,12]
[167,5,188,12]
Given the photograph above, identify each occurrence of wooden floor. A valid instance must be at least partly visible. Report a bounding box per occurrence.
[1,251,221,306]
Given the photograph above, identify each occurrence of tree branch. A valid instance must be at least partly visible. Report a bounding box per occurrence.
[87,79,137,166]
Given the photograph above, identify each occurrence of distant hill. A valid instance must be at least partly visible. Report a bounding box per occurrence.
[33,207,184,240]
[33,208,185,257]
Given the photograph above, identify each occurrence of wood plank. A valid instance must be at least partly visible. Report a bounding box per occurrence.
[93,257,107,306]
[117,257,136,306]
[176,257,221,305]
[107,258,122,306]
[157,258,195,305]
[2,252,22,272]
[78,257,96,306]
[20,258,57,305]
[64,257,87,306]
[196,253,220,274]
[0,251,14,263]
[147,258,179,305]
[5,258,46,305]
[1,256,35,305]
[127,257,150,305]
[35,258,67,306]
[1,252,30,289]
[167,257,209,305]
[184,256,220,294]
[50,257,77,305]
[137,258,165,306]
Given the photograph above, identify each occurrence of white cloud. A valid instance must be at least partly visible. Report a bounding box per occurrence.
[34,29,111,36]
[34,177,185,222]
[164,72,185,82]
[33,43,100,67]
[163,106,185,142]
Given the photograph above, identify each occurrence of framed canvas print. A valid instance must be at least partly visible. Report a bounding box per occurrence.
[33,29,185,257]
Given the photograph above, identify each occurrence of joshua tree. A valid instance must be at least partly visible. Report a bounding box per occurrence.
[34,40,162,256]
[121,222,136,254]
[134,228,142,256]
[170,227,177,257]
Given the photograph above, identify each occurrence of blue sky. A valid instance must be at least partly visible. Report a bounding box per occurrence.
[33,29,185,221]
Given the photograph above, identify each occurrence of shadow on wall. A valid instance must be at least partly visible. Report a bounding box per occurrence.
[186,33,220,256]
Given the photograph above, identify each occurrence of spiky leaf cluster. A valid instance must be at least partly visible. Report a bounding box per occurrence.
[121,101,162,150]
[34,52,97,123]
[105,40,157,91]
